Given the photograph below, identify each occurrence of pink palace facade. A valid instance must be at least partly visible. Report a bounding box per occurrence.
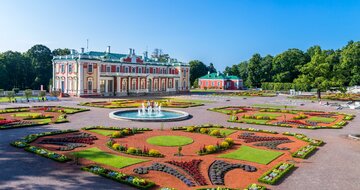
[52,46,190,97]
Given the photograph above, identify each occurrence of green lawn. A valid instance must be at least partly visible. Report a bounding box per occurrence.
[218,145,283,165]
[253,113,281,117]
[252,104,296,109]
[308,116,336,123]
[72,147,147,168]
[240,118,270,124]
[31,118,52,124]
[208,128,236,136]
[89,129,115,136]
[0,96,39,103]
[146,135,193,147]
[11,112,41,117]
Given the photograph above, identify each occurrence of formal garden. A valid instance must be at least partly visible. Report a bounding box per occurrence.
[79,98,209,109]
[0,106,89,129]
[208,106,355,129]
[290,93,360,101]
[10,124,323,189]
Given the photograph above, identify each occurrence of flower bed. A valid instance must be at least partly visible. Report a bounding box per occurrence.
[282,132,323,146]
[25,146,71,162]
[197,138,234,155]
[207,106,245,115]
[208,160,257,185]
[107,140,165,158]
[258,162,294,185]
[134,163,195,187]
[166,159,207,186]
[54,114,69,123]
[10,129,79,148]
[238,133,290,143]
[196,187,239,190]
[227,126,278,134]
[244,183,266,190]
[292,145,317,159]
[39,132,98,151]
[242,115,276,120]
[0,107,29,114]
[83,165,155,189]
[82,126,152,132]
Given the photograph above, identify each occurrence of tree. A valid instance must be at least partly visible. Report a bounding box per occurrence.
[224,65,239,76]
[52,48,70,56]
[207,63,217,73]
[259,55,273,83]
[6,91,15,102]
[26,45,52,90]
[151,48,170,62]
[189,60,208,85]
[193,78,199,88]
[237,61,248,81]
[339,41,360,86]
[24,89,32,101]
[272,49,309,83]
[246,53,262,87]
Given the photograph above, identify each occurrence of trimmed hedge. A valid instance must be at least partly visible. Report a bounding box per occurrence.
[292,145,317,159]
[25,146,71,162]
[258,162,294,185]
[244,183,266,190]
[282,132,323,146]
[82,165,155,189]
[226,126,278,134]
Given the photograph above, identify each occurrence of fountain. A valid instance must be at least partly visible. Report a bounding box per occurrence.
[109,101,190,122]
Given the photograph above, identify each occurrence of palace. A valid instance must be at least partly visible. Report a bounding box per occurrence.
[52,46,190,97]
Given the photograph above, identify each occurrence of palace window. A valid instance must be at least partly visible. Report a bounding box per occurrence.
[132,67,136,73]
[169,79,173,88]
[88,79,93,92]
[116,66,120,72]
[132,79,136,90]
[218,81,220,86]
[160,69,163,74]
[68,64,72,73]
[146,68,149,73]
[88,64,93,73]
[122,79,127,91]
[106,65,111,72]
[212,81,214,86]
[161,79,166,91]
[141,79,145,89]
[61,64,65,73]
[138,67,142,73]
[125,67,129,73]
[100,80,105,93]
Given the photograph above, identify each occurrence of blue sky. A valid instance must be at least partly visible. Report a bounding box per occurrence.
[1,0,360,71]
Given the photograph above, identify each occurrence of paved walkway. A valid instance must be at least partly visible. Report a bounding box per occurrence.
[0,95,359,190]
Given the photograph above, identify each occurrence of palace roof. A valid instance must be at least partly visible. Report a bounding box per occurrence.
[199,72,241,80]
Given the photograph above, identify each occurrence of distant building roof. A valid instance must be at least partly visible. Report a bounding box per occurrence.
[199,72,241,80]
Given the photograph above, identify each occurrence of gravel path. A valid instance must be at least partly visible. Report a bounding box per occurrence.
[0,95,359,190]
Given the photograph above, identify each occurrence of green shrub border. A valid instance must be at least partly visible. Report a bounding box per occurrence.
[24,145,71,162]
[82,165,155,189]
[282,132,323,146]
[292,145,317,159]
[258,162,295,185]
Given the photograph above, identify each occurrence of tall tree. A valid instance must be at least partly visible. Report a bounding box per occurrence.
[189,60,208,86]
[224,65,239,76]
[237,61,248,81]
[52,48,70,56]
[339,41,360,86]
[26,45,52,89]
[246,53,262,87]
[272,48,309,83]
[259,55,273,83]
[207,63,217,73]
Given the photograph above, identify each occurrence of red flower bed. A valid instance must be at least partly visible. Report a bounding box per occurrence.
[0,119,20,125]
[238,133,289,143]
[166,159,207,186]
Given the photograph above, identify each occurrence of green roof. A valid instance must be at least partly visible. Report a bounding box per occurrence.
[199,73,241,80]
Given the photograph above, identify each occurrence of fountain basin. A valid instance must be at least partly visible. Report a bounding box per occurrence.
[109,109,190,122]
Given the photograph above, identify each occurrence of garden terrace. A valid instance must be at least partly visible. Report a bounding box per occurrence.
[10,125,323,189]
[79,98,207,109]
[0,106,89,129]
[208,106,354,129]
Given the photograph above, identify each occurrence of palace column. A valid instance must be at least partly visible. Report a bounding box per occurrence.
[78,62,84,95]
[117,77,121,95]
[97,63,101,93]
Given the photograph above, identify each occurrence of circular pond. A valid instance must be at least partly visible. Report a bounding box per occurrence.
[109,109,190,122]
[146,135,194,146]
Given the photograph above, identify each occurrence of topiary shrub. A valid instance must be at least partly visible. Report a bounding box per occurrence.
[225,137,234,145]
[149,149,161,156]
[112,131,123,138]
[126,147,137,154]
[205,145,216,153]
[112,143,120,150]
[209,129,221,136]
[199,128,208,134]
[220,141,229,149]
[186,126,195,132]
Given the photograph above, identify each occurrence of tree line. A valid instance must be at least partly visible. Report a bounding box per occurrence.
[223,41,360,91]
[0,45,70,91]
